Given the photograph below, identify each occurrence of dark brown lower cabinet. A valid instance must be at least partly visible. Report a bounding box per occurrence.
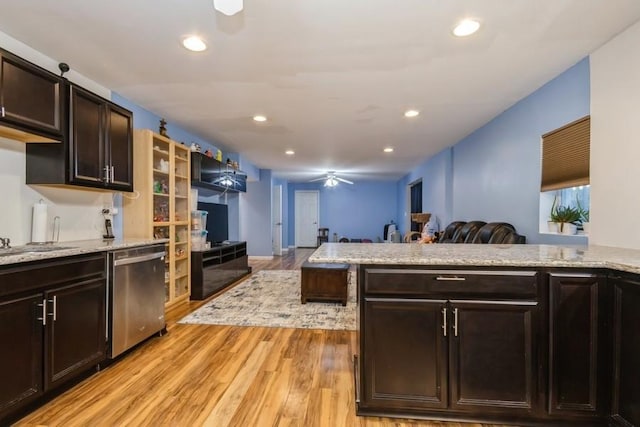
[449,300,537,414]
[0,254,106,423]
[549,272,610,419]
[611,274,640,426]
[0,293,44,418]
[362,298,448,410]
[44,278,106,391]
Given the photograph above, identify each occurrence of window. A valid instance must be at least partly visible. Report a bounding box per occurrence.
[539,116,590,235]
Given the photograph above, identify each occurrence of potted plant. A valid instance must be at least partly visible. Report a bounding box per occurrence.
[548,196,560,232]
[553,205,581,234]
[577,200,590,234]
[580,208,590,234]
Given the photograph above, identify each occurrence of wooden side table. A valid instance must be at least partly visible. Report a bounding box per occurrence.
[301,261,350,306]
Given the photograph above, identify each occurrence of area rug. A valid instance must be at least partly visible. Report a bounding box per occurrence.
[178,270,356,330]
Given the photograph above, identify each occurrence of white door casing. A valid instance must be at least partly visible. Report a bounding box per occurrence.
[272,184,283,256]
[295,190,319,247]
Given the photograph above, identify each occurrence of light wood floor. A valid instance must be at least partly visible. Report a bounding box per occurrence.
[14,249,510,427]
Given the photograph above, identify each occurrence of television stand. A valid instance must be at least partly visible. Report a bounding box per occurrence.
[190,241,251,300]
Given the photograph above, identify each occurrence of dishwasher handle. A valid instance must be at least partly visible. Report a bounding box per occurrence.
[113,251,165,266]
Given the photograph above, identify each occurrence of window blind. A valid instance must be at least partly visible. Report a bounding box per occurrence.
[541,116,590,191]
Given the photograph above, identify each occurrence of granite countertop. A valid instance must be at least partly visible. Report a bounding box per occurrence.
[308,243,640,274]
[0,238,168,266]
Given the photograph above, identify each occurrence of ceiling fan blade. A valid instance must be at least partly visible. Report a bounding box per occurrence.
[308,176,327,182]
[335,176,354,184]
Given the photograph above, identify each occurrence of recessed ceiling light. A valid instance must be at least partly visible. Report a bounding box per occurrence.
[404,110,420,118]
[182,36,207,52]
[453,19,480,37]
[253,115,267,122]
[285,150,295,155]
[383,147,394,153]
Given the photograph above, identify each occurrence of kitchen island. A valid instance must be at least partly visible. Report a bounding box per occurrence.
[309,243,640,427]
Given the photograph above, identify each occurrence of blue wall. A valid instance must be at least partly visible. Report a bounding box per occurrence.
[287,181,398,245]
[397,148,453,235]
[401,57,590,244]
[244,169,273,256]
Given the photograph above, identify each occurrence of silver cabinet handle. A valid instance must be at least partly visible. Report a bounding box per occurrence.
[442,307,447,337]
[453,308,459,337]
[48,295,57,321]
[37,299,47,326]
[103,166,110,182]
[111,166,115,183]
[436,276,466,281]
[1,106,5,117]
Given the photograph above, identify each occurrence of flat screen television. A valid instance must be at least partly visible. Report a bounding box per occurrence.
[197,201,229,244]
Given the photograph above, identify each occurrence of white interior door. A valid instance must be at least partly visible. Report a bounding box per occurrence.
[272,184,283,256]
[295,190,319,247]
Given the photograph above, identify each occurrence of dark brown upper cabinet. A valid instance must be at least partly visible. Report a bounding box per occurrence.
[26,84,133,192]
[0,48,65,142]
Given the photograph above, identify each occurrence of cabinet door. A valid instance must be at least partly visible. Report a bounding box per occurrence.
[549,273,609,417]
[611,276,640,426]
[0,293,43,419]
[0,51,63,137]
[106,104,133,191]
[361,298,448,410]
[449,300,537,414]
[69,85,105,187]
[44,278,106,391]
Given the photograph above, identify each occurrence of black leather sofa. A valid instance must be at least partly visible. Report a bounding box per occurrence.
[439,221,525,244]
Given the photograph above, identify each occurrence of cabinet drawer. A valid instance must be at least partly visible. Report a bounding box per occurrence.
[364,268,538,299]
[0,254,105,298]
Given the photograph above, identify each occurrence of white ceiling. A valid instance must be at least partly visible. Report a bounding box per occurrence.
[1,0,639,182]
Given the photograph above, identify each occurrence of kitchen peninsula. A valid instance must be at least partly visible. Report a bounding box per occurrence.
[309,243,640,426]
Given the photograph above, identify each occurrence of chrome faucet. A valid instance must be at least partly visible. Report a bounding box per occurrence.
[0,237,11,249]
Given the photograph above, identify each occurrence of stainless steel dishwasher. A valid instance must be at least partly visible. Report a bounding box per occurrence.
[108,244,166,358]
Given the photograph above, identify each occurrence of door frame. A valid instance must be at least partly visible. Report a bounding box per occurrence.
[294,190,320,248]
[272,184,283,256]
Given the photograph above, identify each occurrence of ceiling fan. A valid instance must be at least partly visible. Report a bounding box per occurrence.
[308,172,354,187]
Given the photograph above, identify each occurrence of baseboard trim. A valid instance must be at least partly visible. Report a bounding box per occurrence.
[281,248,289,253]
[248,255,274,260]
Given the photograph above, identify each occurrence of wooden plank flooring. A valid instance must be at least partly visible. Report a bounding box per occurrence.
[14,249,512,427]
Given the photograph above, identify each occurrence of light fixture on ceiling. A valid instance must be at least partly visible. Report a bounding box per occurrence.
[453,19,480,37]
[182,36,207,52]
[383,147,394,153]
[213,0,243,16]
[285,150,295,155]
[253,115,267,122]
[404,109,420,118]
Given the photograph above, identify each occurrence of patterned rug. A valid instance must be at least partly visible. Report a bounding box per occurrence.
[178,270,356,331]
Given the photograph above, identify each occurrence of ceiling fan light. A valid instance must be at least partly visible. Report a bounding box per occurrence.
[213,0,243,16]
[324,177,338,187]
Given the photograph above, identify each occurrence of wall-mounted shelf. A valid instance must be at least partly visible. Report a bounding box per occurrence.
[190,152,247,194]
